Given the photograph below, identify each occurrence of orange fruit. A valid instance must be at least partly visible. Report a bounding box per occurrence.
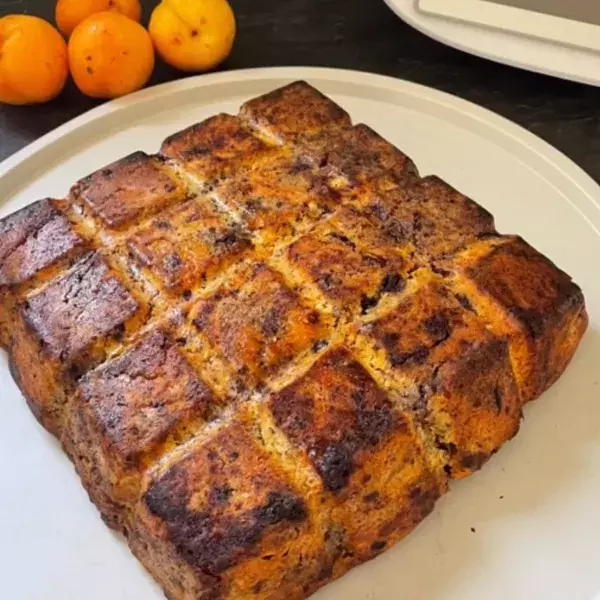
[56,0,142,37]
[149,0,236,72]
[68,11,154,99]
[0,15,68,105]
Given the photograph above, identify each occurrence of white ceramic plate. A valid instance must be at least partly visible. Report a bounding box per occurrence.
[383,0,600,87]
[1,67,599,600]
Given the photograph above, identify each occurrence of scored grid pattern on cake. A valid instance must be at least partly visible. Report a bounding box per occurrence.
[0,81,588,600]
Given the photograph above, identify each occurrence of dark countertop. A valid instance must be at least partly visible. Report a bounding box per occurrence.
[2,0,600,182]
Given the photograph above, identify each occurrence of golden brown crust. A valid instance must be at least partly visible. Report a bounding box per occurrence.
[213,148,337,247]
[0,198,90,347]
[299,123,419,194]
[285,218,410,317]
[127,197,251,296]
[134,419,329,600]
[71,151,188,230]
[355,272,522,478]
[0,81,588,600]
[161,114,273,184]
[10,252,144,435]
[239,80,352,143]
[451,236,588,403]
[64,328,218,532]
[190,265,329,391]
[268,347,446,560]
[348,175,496,261]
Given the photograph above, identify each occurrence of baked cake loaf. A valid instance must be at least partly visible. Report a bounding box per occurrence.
[0,81,588,600]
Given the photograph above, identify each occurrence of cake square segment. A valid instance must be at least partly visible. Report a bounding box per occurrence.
[239,80,352,143]
[451,236,588,403]
[127,196,251,295]
[0,198,89,347]
[161,113,274,184]
[355,272,522,478]
[284,219,410,316]
[63,328,218,530]
[191,264,329,391]
[268,348,445,560]
[299,124,419,194]
[350,175,497,261]
[9,252,145,435]
[132,420,330,600]
[213,148,339,247]
[72,151,188,230]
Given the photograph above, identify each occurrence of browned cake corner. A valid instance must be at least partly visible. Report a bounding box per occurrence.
[63,328,219,531]
[127,195,252,297]
[71,151,188,231]
[0,198,90,348]
[239,80,352,143]
[450,235,588,403]
[9,252,148,435]
[266,347,446,563]
[353,270,522,479]
[0,80,589,600]
[131,417,333,600]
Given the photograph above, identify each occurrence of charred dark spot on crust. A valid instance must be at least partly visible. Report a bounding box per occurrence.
[145,468,307,576]
[493,386,503,414]
[461,452,489,472]
[430,265,451,277]
[317,563,333,581]
[214,231,243,248]
[409,486,439,517]
[390,345,429,367]
[328,232,356,250]
[289,159,312,175]
[312,340,328,353]
[261,307,281,338]
[360,294,378,314]
[436,440,458,456]
[370,540,386,553]
[257,491,307,525]
[380,273,405,294]
[455,293,475,312]
[509,306,545,339]
[363,491,380,503]
[182,289,193,301]
[211,486,233,505]
[164,254,183,272]
[112,322,126,341]
[422,314,450,344]
[314,443,353,493]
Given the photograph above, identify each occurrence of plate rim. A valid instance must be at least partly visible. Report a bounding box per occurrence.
[1,65,600,600]
[1,66,599,233]
[382,0,600,88]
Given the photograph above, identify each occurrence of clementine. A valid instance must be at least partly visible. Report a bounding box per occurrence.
[68,11,154,99]
[0,15,69,105]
